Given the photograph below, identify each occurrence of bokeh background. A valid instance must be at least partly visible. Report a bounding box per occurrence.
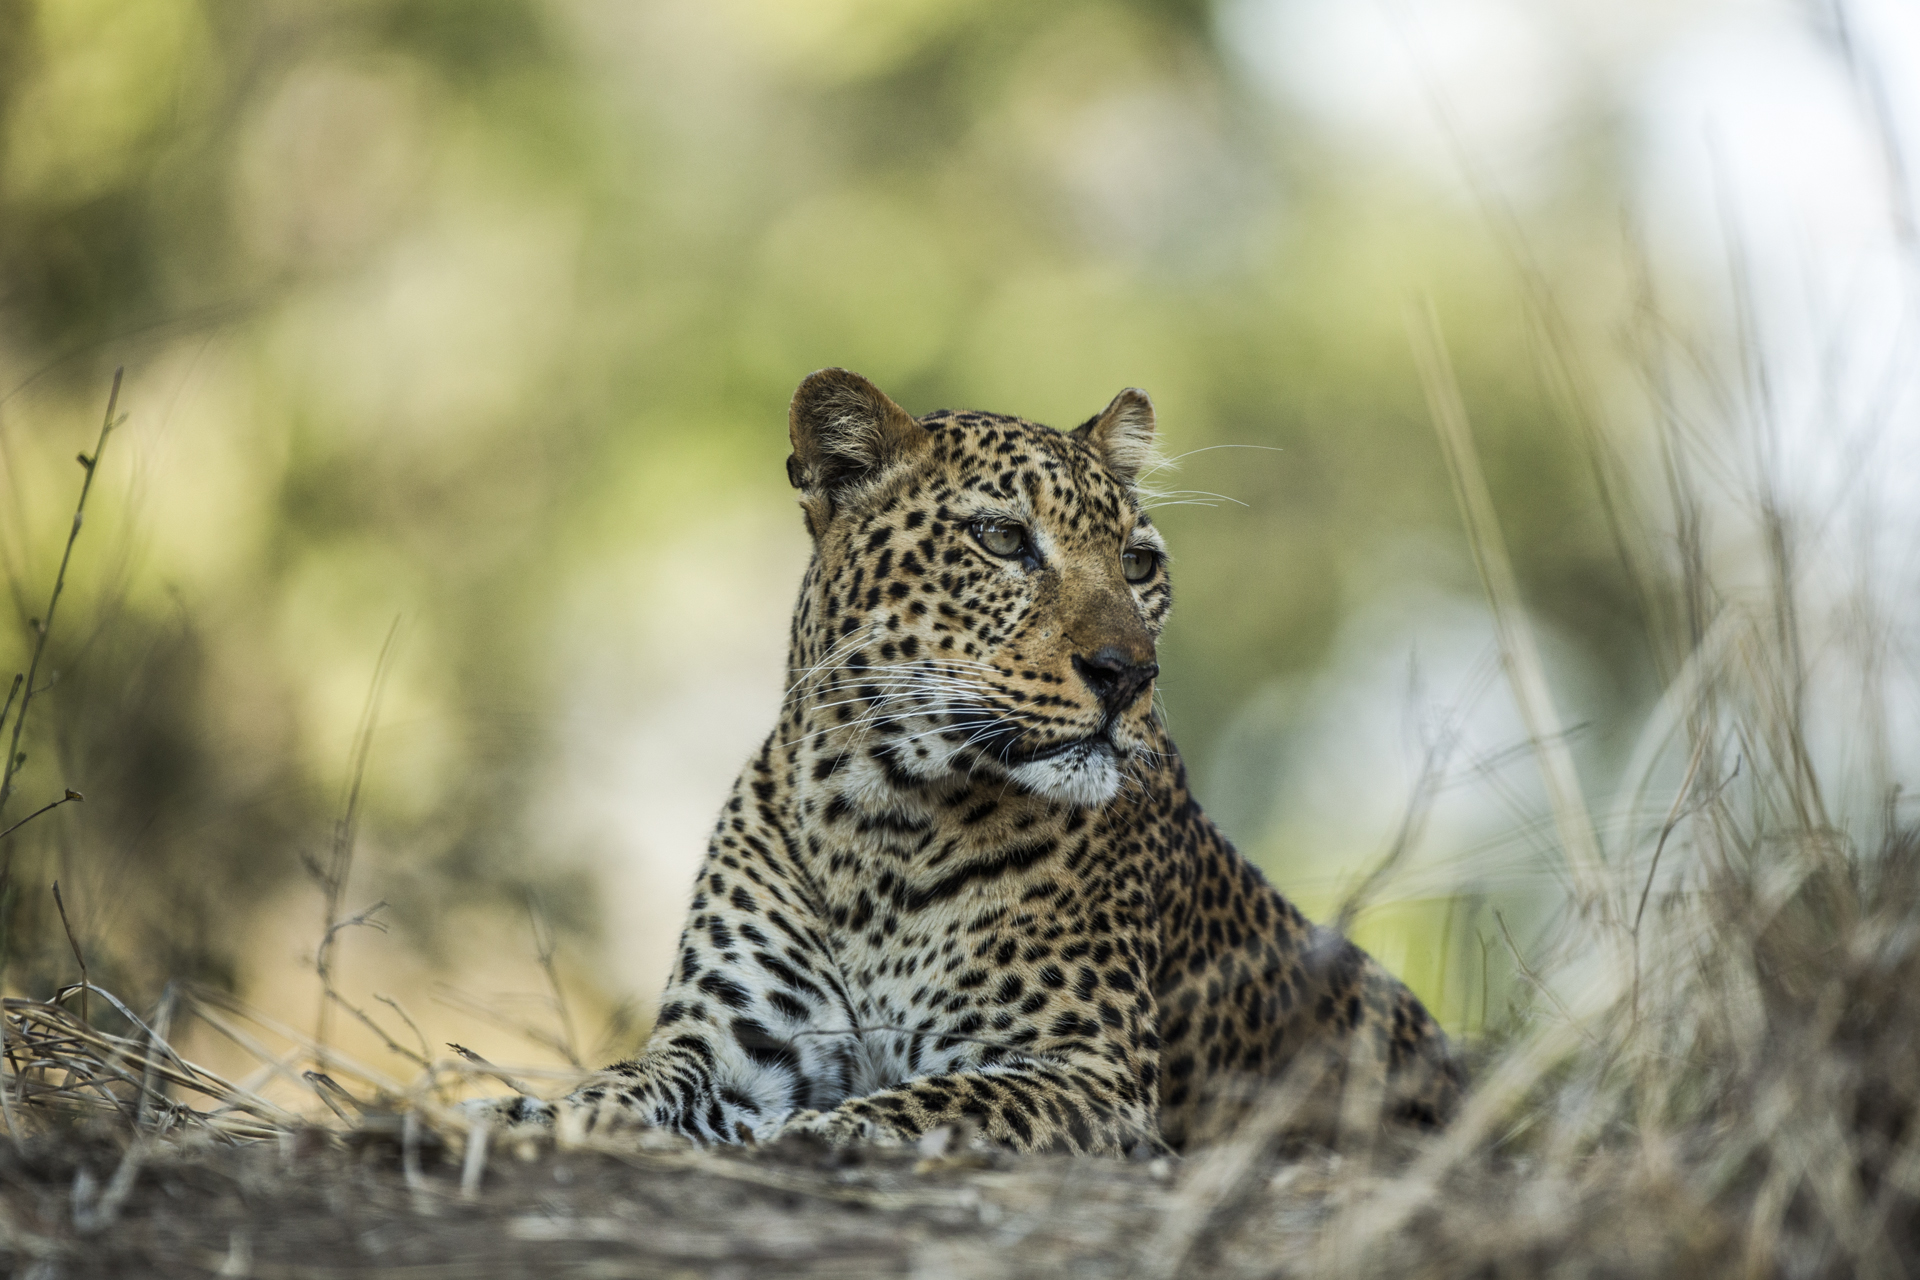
[2,0,1915,1090]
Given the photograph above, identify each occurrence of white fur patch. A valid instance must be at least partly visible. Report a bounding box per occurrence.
[1008,740,1123,808]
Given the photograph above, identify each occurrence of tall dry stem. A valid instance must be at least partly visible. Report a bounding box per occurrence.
[0,368,121,825]
[310,617,403,1068]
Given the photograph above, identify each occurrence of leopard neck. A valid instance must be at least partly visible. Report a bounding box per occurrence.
[774,681,1189,869]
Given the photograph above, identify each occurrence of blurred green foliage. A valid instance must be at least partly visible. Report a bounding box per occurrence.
[0,0,1650,1030]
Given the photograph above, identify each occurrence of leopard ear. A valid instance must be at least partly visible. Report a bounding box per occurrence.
[1072,388,1156,486]
[787,368,930,525]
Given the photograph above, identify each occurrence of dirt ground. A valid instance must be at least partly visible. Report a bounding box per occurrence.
[0,1117,1749,1280]
[0,1125,1210,1279]
[0,1095,1864,1280]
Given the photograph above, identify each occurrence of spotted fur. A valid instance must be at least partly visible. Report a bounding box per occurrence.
[507,368,1463,1154]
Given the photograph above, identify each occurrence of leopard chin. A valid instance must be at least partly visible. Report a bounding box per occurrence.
[1008,737,1126,808]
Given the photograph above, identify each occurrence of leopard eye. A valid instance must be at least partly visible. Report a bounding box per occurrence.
[1122,547,1158,583]
[973,519,1028,559]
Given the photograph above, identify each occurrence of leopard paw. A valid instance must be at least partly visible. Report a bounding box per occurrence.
[463,1094,555,1130]
[771,1107,908,1148]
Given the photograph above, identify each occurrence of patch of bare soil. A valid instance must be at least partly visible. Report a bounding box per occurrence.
[0,1117,1760,1280]
[1,1125,1204,1279]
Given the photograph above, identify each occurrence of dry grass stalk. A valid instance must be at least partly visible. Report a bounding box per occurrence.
[308,617,404,1069]
[434,981,583,1065]
[526,893,584,1070]
[1408,301,1610,927]
[49,881,88,1027]
[0,369,120,825]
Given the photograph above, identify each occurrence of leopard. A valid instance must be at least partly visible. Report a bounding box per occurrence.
[498,367,1463,1156]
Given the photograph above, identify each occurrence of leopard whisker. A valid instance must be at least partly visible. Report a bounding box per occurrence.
[776,698,1010,751]
[784,631,888,694]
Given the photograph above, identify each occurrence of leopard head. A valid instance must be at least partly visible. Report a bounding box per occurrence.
[784,368,1171,809]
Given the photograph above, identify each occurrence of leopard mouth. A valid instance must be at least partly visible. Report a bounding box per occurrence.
[997,729,1115,767]
[940,706,1131,771]
[1002,729,1128,807]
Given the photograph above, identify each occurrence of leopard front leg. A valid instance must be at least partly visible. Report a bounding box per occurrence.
[496,782,862,1144]
[776,1062,1167,1156]
[572,912,859,1139]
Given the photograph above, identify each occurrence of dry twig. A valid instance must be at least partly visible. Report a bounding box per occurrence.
[0,369,121,824]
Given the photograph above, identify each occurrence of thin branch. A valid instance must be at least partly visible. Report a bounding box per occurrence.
[0,999,13,1142]
[314,902,392,1067]
[0,788,81,843]
[0,368,121,822]
[1493,910,1597,1052]
[447,1042,534,1097]
[313,617,404,1065]
[1333,670,1470,940]
[187,983,412,1098]
[527,894,582,1070]
[302,1071,361,1125]
[432,982,580,1062]
[136,984,178,1131]
[51,880,89,1026]
[326,983,428,1069]
[0,674,19,742]
[374,993,433,1066]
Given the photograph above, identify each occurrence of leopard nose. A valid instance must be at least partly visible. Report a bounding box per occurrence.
[1072,646,1159,715]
